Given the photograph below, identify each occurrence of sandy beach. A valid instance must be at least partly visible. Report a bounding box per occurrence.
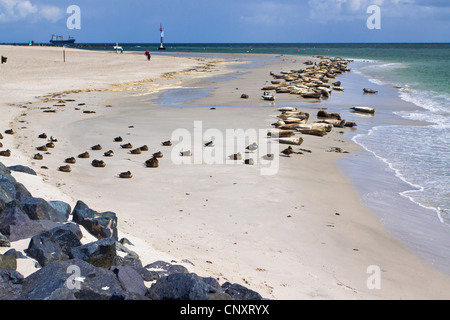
[1,45,449,300]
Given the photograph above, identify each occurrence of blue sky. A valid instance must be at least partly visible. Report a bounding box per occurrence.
[0,0,448,43]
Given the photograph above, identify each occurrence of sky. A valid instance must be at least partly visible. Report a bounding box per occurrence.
[0,0,449,43]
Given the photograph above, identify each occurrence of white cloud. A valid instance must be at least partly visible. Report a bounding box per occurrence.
[308,0,450,23]
[39,5,64,23]
[0,0,63,23]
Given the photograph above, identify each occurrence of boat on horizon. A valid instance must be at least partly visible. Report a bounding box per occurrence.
[49,35,76,46]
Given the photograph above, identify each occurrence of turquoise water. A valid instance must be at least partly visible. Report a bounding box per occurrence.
[84,43,449,226]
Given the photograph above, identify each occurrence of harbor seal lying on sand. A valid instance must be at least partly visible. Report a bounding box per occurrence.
[145,157,159,168]
[78,152,90,159]
[119,171,133,179]
[92,159,106,167]
[91,144,102,151]
[65,157,76,164]
[0,149,11,157]
[59,165,71,173]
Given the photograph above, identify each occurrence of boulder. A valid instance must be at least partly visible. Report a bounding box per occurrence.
[146,273,231,300]
[0,175,17,210]
[14,182,32,202]
[20,259,131,300]
[143,260,189,281]
[110,265,147,297]
[0,252,16,270]
[72,201,118,240]
[0,269,24,300]
[0,232,10,247]
[7,165,37,176]
[0,202,61,242]
[26,224,83,267]
[48,201,71,222]
[21,197,67,222]
[222,282,263,300]
[69,237,116,269]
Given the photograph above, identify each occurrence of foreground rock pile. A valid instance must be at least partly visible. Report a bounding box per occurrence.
[0,162,263,300]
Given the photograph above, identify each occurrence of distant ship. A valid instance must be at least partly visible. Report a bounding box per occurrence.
[49,35,76,46]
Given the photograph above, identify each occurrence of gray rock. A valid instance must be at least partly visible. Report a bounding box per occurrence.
[143,260,189,281]
[14,182,32,202]
[0,162,11,176]
[26,223,82,267]
[48,201,71,222]
[22,197,66,222]
[8,165,37,176]
[221,282,263,300]
[0,269,24,300]
[146,273,231,300]
[0,175,17,210]
[0,202,61,242]
[111,265,147,297]
[20,259,131,300]
[69,237,116,269]
[72,200,118,240]
[0,232,10,247]
[0,252,16,270]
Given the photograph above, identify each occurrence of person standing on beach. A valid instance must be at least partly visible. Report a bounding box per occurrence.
[145,50,151,61]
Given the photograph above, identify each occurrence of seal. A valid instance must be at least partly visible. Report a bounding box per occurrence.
[0,133,3,139]
[78,152,90,159]
[246,142,258,152]
[38,133,47,139]
[114,136,123,142]
[153,151,163,158]
[59,165,71,173]
[46,142,55,148]
[281,146,294,157]
[162,140,172,146]
[145,157,159,168]
[121,143,133,149]
[91,144,102,151]
[119,171,133,179]
[244,158,254,165]
[4,129,14,135]
[36,145,48,151]
[229,153,242,160]
[140,145,149,151]
[91,159,106,168]
[65,157,76,164]
[0,142,2,148]
[104,150,114,157]
[130,148,142,155]
[33,153,43,160]
[0,149,11,157]
[180,150,192,157]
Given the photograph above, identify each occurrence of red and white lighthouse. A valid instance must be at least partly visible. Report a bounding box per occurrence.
[158,23,166,50]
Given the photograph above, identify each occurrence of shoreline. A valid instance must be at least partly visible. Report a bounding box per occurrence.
[1,46,450,299]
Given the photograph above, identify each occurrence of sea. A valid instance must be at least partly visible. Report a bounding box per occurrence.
[82,43,449,271]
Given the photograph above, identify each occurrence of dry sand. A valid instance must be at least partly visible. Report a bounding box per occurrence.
[1,45,449,300]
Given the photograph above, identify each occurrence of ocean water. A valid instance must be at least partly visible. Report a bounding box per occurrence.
[84,43,449,228]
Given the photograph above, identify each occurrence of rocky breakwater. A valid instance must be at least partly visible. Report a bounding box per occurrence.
[0,162,264,300]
